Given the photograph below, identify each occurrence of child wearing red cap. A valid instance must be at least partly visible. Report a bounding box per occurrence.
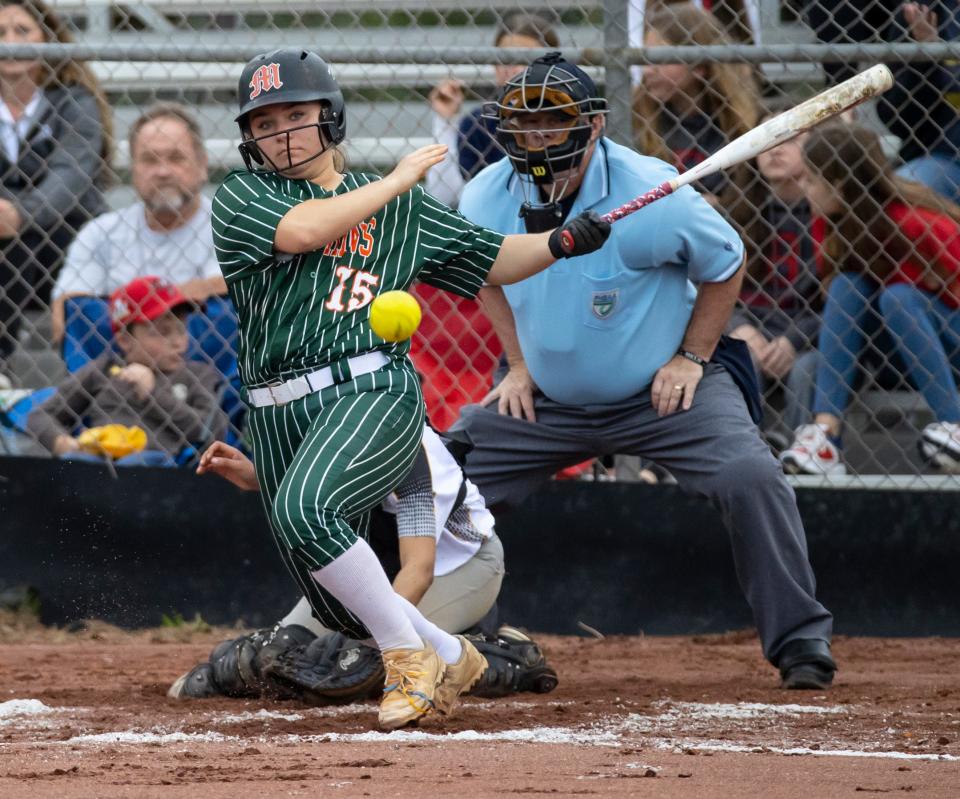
[27,276,226,466]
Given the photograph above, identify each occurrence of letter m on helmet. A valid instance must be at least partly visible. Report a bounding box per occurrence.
[249,63,283,100]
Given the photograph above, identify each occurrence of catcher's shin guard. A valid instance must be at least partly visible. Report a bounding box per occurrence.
[467,625,559,698]
[167,662,219,699]
[168,637,254,700]
[174,624,316,700]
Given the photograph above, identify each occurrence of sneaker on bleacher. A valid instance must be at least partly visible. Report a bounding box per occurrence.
[779,424,847,476]
[920,422,960,473]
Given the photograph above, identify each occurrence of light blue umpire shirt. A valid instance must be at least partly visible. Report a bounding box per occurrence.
[458,136,745,406]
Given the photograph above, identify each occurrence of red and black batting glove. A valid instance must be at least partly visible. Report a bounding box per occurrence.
[548,210,611,259]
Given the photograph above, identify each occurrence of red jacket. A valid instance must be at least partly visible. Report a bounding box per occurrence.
[812,201,960,307]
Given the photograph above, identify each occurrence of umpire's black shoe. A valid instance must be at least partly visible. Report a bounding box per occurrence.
[776,639,837,690]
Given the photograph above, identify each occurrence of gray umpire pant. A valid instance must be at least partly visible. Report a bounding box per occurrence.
[447,364,833,663]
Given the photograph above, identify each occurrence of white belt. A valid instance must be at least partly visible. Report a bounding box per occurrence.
[247,351,391,408]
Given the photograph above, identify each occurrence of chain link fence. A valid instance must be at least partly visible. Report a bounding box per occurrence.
[0,0,958,486]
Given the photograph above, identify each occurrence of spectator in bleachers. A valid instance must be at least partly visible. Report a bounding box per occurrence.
[50,102,224,345]
[630,0,762,46]
[780,124,960,475]
[425,11,559,207]
[803,0,960,201]
[416,13,559,429]
[801,0,901,86]
[632,3,761,203]
[724,118,822,437]
[27,276,226,466]
[0,0,111,383]
[876,2,960,203]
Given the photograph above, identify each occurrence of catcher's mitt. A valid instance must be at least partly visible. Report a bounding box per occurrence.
[263,630,385,703]
[467,625,559,697]
[209,624,317,699]
[77,424,147,459]
[168,624,316,700]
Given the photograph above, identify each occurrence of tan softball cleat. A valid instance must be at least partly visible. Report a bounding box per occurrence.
[434,636,489,715]
[378,642,445,730]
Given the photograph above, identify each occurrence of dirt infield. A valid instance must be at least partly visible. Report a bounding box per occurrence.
[1,620,959,798]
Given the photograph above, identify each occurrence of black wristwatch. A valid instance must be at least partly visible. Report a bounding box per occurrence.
[677,348,709,368]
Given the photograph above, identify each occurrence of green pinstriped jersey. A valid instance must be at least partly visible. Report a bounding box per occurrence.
[211,170,504,388]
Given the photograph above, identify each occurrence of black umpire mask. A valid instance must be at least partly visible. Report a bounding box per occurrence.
[484,53,607,233]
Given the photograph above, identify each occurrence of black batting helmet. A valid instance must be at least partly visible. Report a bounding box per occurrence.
[485,52,607,185]
[235,48,346,173]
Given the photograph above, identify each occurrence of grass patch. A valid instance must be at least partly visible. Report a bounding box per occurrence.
[161,611,212,633]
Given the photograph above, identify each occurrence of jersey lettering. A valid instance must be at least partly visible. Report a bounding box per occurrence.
[323,217,378,258]
[358,218,377,257]
[324,266,380,313]
[323,236,343,257]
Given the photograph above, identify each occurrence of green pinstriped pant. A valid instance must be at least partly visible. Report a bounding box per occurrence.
[246,365,425,638]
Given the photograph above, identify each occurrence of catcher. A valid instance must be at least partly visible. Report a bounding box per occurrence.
[27,276,226,466]
[168,426,558,704]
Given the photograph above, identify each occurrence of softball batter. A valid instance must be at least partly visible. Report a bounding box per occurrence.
[213,48,609,729]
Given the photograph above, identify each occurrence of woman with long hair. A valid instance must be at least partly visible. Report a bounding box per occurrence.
[632,2,760,201]
[723,112,822,437]
[780,123,960,475]
[0,0,111,381]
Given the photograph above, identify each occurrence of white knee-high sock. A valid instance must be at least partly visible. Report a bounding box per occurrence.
[311,539,421,652]
[395,595,463,664]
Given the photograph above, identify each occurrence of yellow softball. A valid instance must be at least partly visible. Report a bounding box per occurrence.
[369,290,422,342]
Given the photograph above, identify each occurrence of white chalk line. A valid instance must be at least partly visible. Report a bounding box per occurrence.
[688,742,959,762]
[283,726,621,746]
[66,731,239,745]
[0,699,58,717]
[3,697,957,763]
[649,700,846,718]
[218,709,305,724]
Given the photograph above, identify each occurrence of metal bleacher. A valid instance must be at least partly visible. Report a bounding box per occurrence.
[54,0,824,174]
[69,2,602,174]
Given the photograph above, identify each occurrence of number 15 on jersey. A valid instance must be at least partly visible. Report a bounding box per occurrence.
[325,266,380,313]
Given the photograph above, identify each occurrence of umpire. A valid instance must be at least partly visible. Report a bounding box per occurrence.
[448,53,836,689]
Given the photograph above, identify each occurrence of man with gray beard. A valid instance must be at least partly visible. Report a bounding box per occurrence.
[50,103,224,344]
